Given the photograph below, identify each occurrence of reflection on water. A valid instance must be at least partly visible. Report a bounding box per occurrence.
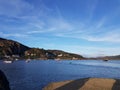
[0,60,120,90]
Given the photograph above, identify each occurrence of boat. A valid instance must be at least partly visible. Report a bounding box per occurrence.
[26,60,30,63]
[15,58,18,61]
[4,60,13,63]
[55,58,60,61]
[26,59,31,63]
[103,59,108,61]
[103,58,109,61]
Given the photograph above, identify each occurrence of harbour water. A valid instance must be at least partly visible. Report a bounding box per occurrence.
[0,60,120,90]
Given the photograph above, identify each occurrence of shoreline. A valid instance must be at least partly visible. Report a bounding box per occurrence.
[43,78,120,90]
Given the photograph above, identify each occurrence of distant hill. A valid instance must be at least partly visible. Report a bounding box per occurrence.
[24,48,84,60]
[24,48,55,59]
[1,37,120,60]
[47,50,84,60]
[104,55,120,60]
[94,55,120,60]
[0,37,85,60]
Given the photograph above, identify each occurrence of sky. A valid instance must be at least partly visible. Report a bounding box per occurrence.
[0,0,120,57]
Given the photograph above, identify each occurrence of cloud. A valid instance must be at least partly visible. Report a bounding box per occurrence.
[60,29,120,43]
[52,12,120,43]
[26,17,74,35]
[27,28,56,34]
[95,16,107,29]
[53,25,120,43]
[0,0,74,35]
[60,45,120,57]
[0,0,120,57]
[48,18,73,31]
[0,32,29,38]
[0,0,54,17]
[0,0,34,17]
[81,28,120,43]
[86,0,98,21]
[0,0,54,23]
[0,0,120,44]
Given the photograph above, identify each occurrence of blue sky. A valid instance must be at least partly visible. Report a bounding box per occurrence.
[0,0,120,57]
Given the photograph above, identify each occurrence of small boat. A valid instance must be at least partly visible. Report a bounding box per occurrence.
[26,59,31,63]
[103,58,109,61]
[55,58,60,61]
[4,60,13,63]
[103,60,108,61]
[15,58,18,61]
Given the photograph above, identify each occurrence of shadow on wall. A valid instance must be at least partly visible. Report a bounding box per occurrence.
[55,78,89,90]
[0,70,10,90]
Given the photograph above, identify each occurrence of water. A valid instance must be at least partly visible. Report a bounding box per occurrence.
[0,60,120,90]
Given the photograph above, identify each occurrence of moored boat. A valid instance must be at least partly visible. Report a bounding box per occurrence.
[4,60,13,63]
[26,59,31,63]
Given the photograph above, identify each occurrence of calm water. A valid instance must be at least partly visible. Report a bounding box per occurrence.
[0,60,120,90]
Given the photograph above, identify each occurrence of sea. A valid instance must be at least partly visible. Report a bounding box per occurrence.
[0,60,120,90]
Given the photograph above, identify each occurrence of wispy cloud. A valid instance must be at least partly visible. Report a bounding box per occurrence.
[86,0,98,22]
[0,32,29,38]
[0,0,34,17]
[0,0,51,35]
[52,7,120,43]
[55,27,120,43]
[60,45,120,57]
[0,0,120,57]
[80,26,120,43]
[0,0,74,36]
[95,16,107,29]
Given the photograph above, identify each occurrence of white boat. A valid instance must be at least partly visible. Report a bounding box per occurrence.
[26,59,31,63]
[15,58,18,61]
[55,58,60,61]
[4,60,13,63]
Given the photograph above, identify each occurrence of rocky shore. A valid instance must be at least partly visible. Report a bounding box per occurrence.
[43,78,120,90]
[0,70,10,90]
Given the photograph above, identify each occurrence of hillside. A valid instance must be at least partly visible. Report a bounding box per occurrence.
[0,38,30,57]
[24,49,84,60]
[0,37,84,60]
[103,55,120,60]
[47,50,84,60]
